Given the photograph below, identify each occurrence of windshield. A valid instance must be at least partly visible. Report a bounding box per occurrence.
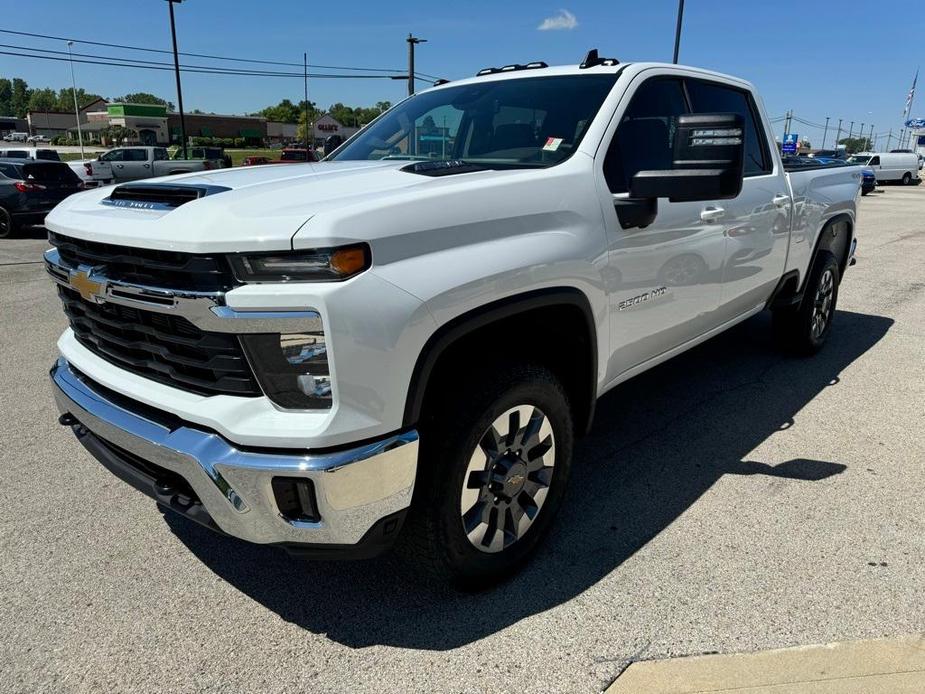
[330,74,618,169]
[847,155,871,164]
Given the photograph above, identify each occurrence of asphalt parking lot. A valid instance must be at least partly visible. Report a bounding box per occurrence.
[1,186,923,694]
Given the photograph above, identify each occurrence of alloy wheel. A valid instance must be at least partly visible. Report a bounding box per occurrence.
[459,405,556,553]
[811,268,834,339]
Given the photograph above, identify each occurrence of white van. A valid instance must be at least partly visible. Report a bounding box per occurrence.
[848,152,920,184]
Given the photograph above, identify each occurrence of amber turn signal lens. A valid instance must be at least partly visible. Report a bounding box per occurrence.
[330,247,368,276]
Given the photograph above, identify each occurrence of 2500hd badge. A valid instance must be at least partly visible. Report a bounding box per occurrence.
[618,286,668,311]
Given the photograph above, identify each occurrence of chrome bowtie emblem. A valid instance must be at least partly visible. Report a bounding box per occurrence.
[69,266,107,303]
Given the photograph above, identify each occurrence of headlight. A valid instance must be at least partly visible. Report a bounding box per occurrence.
[228,244,370,283]
[241,332,331,409]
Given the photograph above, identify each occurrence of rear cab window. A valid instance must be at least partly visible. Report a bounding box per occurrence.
[23,162,81,185]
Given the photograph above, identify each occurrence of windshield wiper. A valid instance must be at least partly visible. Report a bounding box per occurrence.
[400,159,491,176]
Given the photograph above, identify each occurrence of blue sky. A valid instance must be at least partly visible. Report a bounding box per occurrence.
[3,0,921,147]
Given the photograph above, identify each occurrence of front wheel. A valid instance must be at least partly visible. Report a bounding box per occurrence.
[773,251,840,355]
[400,363,574,588]
[0,207,15,239]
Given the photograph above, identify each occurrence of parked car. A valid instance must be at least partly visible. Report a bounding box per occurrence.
[860,167,876,195]
[277,147,317,163]
[89,146,222,184]
[0,159,82,238]
[0,147,61,162]
[3,132,29,142]
[27,135,51,144]
[241,156,272,166]
[45,56,860,586]
[847,152,920,185]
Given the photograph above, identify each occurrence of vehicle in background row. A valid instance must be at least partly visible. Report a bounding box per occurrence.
[278,147,317,163]
[89,146,223,184]
[241,156,272,166]
[27,135,51,144]
[0,148,61,162]
[0,160,82,238]
[178,146,231,169]
[3,132,29,142]
[46,56,860,587]
[848,152,920,185]
[860,167,876,194]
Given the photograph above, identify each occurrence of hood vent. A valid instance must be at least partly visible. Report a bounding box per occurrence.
[102,183,230,211]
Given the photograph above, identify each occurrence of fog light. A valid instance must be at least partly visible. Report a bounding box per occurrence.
[241,331,331,410]
[272,477,320,523]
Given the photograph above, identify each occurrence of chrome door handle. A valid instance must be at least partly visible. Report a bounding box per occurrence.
[773,194,790,207]
[144,164,150,168]
[700,206,725,222]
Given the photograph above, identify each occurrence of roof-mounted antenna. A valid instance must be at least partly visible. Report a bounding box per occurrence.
[580,49,619,69]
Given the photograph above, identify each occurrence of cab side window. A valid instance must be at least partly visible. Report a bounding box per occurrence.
[868,156,880,166]
[604,78,687,194]
[124,149,147,162]
[100,150,124,162]
[685,79,771,176]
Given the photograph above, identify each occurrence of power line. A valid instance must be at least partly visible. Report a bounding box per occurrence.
[0,27,408,74]
[0,49,406,80]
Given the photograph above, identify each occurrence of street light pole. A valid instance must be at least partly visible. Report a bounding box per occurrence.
[821,116,830,151]
[66,41,84,159]
[166,0,188,159]
[407,34,427,96]
[672,0,685,64]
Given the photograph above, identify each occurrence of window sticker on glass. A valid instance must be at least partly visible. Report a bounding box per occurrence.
[543,137,563,151]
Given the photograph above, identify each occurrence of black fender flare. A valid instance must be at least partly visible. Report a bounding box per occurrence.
[402,287,598,434]
[802,212,853,292]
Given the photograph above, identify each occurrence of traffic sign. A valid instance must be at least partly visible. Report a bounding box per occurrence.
[782,133,799,154]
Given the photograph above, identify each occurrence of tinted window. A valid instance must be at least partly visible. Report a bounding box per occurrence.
[332,75,618,169]
[23,162,80,184]
[0,162,21,178]
[100,150,124,162]
[4,150,29,158]
[686,80,770,175]
[36,149,60,161]
[604,78,688,193]
[124,149,148,162]
[868,155,880,165]
[153,148,168,161]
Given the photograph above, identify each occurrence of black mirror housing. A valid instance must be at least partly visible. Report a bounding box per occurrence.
[629,113,745,203]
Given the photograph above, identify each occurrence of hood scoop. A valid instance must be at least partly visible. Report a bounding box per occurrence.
[400,160,489,177]
[102,183,230,211]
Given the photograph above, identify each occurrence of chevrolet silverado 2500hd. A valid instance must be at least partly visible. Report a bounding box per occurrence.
[46,55,859,587]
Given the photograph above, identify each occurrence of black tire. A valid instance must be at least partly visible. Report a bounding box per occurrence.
[0,207,15,239]
[902,172,912,185]
[400,362,574,589]
[773,251,840,355]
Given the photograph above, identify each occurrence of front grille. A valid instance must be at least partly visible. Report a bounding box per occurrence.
[58,285,261,397]
[48,231,237,292]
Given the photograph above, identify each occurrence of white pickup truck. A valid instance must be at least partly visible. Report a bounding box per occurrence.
[45,55,859,587]
[82,146,221,184]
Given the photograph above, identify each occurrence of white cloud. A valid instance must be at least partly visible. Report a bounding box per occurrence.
[537,9,578,31]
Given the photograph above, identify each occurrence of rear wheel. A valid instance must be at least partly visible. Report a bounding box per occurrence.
[902,172,912,185]
[401,362,574,589]
[773,251,839,355]
[0,207,15,239]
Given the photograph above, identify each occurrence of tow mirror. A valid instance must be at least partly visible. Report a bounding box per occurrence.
[615,113,745,229]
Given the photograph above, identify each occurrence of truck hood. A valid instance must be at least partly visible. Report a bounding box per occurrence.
[44,160,475,253]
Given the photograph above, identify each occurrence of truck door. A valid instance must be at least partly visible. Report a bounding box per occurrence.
[597,75,725,376]
[119,148,151,180]
[684,79,790,320]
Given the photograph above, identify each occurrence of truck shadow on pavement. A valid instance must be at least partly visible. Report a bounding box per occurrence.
[165,308,892,650]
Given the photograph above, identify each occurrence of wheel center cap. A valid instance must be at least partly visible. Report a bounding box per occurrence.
[490,458,528,499]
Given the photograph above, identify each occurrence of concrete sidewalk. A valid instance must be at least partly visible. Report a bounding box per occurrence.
[607,635,925,693]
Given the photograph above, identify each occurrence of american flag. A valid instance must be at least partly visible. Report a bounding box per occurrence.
[903,69,918,119]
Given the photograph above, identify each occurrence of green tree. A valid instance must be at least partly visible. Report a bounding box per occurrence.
[327,102,357,126]
[26,88,58,112]
[11,78,29,117]
[112,92,174,110]
[0,79,12,116]
[55,88,103,112]
[838,136,872,154]
[375,100,392,114]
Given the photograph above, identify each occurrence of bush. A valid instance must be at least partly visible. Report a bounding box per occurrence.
[233,137,244,148]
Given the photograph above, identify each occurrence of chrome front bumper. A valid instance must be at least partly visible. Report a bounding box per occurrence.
[51,358,418,548]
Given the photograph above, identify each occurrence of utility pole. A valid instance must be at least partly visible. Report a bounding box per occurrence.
[406,34,427,96]
[868,123,874,150]
[166,0,187,159]
[303,52,310,148]
[66,41,84,159]
[835,118,842,153]
[821,116,830,151]
[672,0,685,64]
[847,121,854,141]
[898,128,905,150]
[887,128,892,150]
